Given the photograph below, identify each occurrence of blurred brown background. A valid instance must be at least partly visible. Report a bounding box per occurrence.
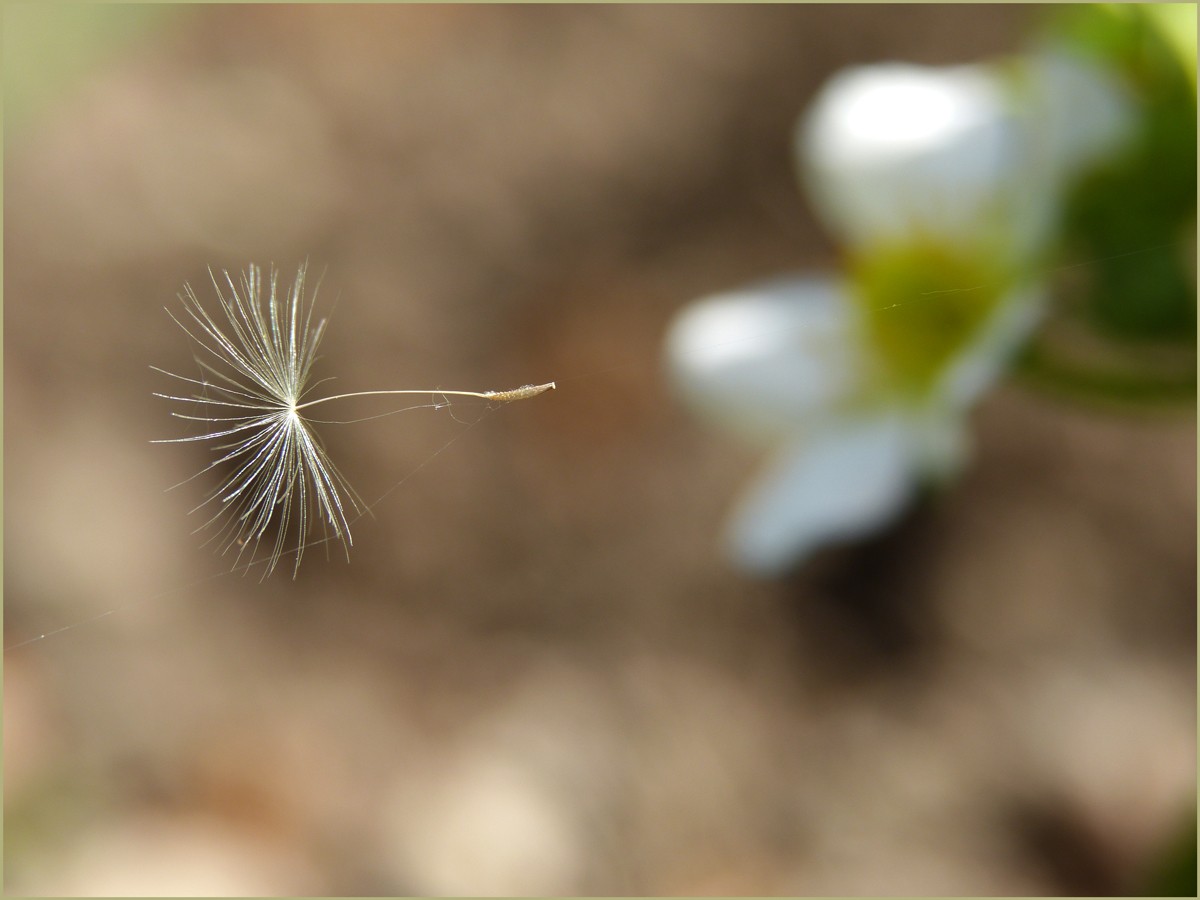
[4,5,1195,896]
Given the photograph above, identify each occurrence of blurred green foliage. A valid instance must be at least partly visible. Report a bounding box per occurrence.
[1053,4,1196,339]
[1023,4,1196,405]
[4,4,177,132]
[1137,810,1197,897]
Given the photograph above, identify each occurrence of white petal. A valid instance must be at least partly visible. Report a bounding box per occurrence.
[665,275,866,441]
[935,282,1046,412]
[907,405,970,480]
[799,63,1020,247]
[1023,50,1135,185]
[726,413,917,576]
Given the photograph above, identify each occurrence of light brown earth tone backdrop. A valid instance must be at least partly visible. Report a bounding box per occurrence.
[5,5,1194,895]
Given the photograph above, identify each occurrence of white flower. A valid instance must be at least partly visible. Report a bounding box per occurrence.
[667,274,1043,576]
[668,56,1129,576]
[800,56,1133,261]
[801,63,1020,252]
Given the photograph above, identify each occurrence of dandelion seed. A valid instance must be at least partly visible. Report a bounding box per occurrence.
[153,262,554,578]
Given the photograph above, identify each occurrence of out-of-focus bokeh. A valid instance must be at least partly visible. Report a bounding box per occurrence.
[4,5,1194,896]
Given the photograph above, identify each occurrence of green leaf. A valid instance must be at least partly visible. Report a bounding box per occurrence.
[1044,3,1197,343]
[1017,328,1196,408]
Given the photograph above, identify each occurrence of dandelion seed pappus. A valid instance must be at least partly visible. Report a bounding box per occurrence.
[152,262,555,579]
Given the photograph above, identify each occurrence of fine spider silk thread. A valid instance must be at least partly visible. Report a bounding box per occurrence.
[151,261,555,579]
[4,406,499,651]
[7,242,1164,650]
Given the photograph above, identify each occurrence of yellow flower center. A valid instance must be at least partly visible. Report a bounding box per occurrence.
[849,239,1011,395]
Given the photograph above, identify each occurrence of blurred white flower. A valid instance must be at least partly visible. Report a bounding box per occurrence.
[801,63,1018,253]
[801,56,1133,261]
[668,274,1043,575]
[668,55,1132,576]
